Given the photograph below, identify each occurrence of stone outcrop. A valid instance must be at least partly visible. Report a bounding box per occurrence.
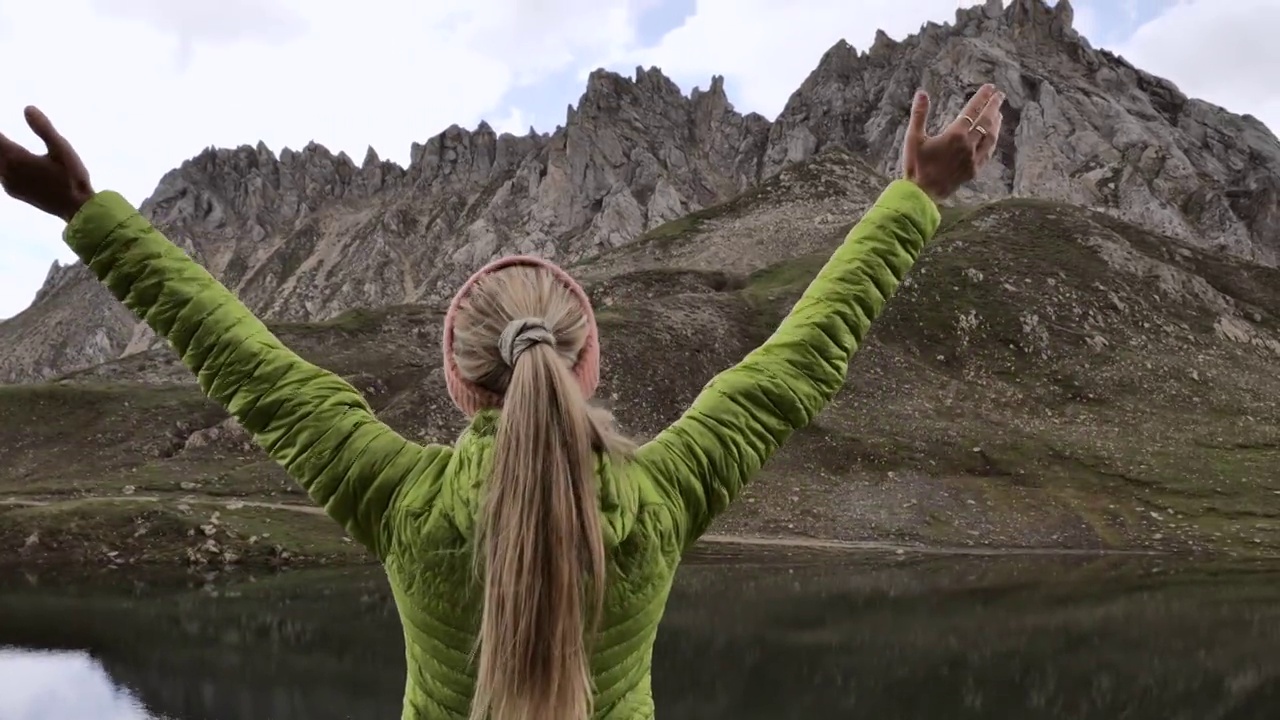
[765,0,1279,264]
[0,0,1276,383]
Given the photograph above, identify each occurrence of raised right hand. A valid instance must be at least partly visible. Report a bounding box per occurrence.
[0,106,95,222]
[901,84,1006,201]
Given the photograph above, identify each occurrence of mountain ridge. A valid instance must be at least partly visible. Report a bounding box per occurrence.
[4,147,1277,561]
[1,0,1278,385]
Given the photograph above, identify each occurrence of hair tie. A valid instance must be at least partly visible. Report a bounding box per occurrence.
[499,317,555,367]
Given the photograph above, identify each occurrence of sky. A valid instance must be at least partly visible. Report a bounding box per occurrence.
[0,0,1277,320]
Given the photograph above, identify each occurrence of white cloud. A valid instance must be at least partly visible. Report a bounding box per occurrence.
[0,0,650,320]
[454,0,659,85]
[91,0,308,69]
[493,107,533,136]
[1109,0,1280,134]
[2,0,1277,323]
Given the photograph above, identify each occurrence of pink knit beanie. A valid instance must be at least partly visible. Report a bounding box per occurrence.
[442,255,600,416]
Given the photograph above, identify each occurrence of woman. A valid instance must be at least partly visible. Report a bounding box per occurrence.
[0,84,1005,720]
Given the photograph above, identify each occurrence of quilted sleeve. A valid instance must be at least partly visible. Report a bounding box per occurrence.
[635,179,941,548]
[62,191,451,557]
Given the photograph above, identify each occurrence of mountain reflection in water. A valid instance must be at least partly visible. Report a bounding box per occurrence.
[0,548,1278,720]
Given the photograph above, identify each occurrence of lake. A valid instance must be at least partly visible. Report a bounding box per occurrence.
[0,545,1278,719]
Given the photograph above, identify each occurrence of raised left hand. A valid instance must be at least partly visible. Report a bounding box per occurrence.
[0,106,95,222]
[901,84,1005,201]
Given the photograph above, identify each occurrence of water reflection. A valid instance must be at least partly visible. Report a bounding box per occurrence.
[0,550,1278,720]
[0,648,154,720]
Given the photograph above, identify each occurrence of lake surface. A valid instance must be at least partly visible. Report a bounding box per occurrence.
[1,546,1278,720]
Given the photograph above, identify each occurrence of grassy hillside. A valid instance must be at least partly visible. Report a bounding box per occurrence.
[2,151,1278,566]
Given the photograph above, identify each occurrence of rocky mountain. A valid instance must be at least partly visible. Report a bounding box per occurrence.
[3,147,1278,557]
[1,0,1278,389]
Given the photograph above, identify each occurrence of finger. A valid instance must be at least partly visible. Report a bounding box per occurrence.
[974,91,1006,135]
[902,90,930,171]
[949,83,997,132]
[906,90,931,140]
[0,128,37,167]
[24,106,71,157]
[24,105,91,180]
[969,91,1005,154]
[974,120,1000,161]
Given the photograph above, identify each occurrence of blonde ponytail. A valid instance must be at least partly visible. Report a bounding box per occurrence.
[453,267,631,720]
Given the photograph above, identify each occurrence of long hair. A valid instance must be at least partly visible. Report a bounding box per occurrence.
[450,264,633,720]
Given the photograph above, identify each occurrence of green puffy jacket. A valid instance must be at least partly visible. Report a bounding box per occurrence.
[63,178,939,719]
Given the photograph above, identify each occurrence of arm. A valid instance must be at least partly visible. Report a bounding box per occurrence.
[63,191,450,557]
[636,180,941,548]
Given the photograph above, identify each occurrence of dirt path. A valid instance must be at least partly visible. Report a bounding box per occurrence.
[0,494,327,515]
[0,494,1166,557]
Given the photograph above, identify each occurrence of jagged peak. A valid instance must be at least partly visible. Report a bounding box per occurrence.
[576,65,682,107]
[438,123,468,138]
[799,0,1087,91]
[581,66,628,94]
[187,142,272,165]
[869,29,898,58]
[689,75,728,104]
[33,259,79,304]
[417,120,509,146]
[800,39,863,87]
[801,0,1082,57]
[566,64,740,128]
[1007,0,1074,29]
[820,38,856,60]
[287,140,341,160]
[42,258,64,279]
[632,65,681,94]
[951,0,1079,41]
[171,63,732,182]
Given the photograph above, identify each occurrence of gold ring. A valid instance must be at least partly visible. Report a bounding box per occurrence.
[962,114,978,129]
[973,125,988,136]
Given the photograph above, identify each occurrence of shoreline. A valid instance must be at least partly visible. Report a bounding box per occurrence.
[3,493,1274,572]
